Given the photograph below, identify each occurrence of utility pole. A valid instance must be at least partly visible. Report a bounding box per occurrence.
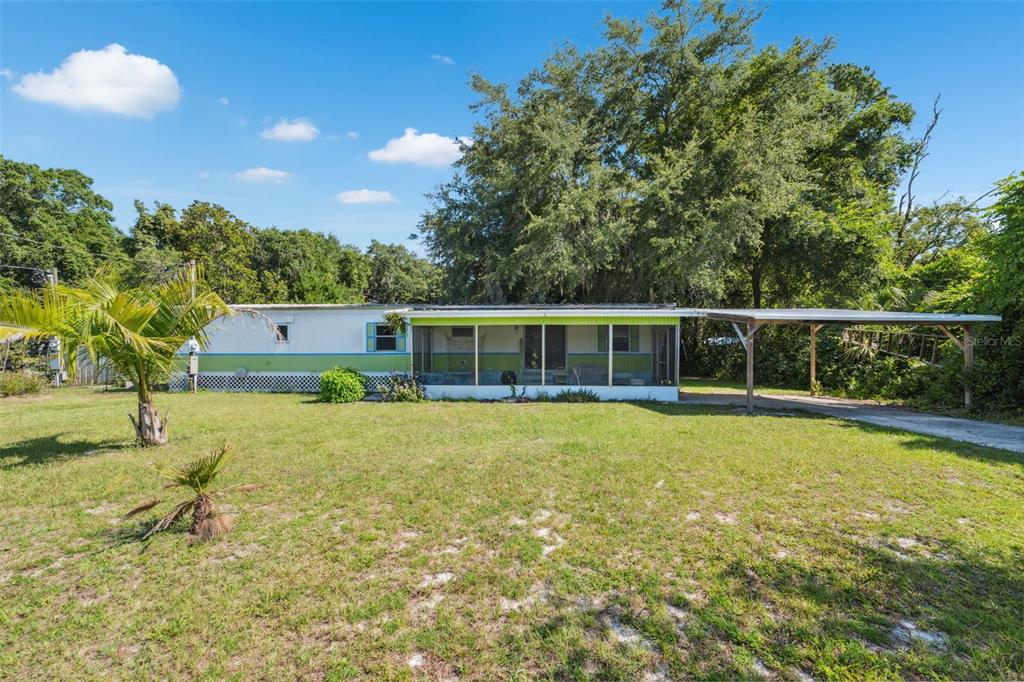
[47,268,63,387]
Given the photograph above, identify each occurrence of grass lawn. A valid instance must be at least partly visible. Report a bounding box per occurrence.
[1,389,1022,680]
[680,378,811,397]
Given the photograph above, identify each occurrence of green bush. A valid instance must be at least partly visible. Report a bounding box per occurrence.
[553,388,601,403]
[382,374,424,402]
[0,371,48,397]
[318,366,366,403]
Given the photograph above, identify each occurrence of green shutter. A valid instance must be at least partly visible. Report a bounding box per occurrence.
[366,322,376,352]
[597,326,607,352]
[629,326,639,352]
[396,329,406,352]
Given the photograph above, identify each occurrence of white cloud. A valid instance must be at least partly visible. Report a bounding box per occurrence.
[260,117,319,142]
[12,44,180,118]
[345,131,359,140]
[368,127,468,168]
[197,170,210,179]
[234,167,292,183]
[336,189,397,204]
[430,54,455,66]
[0,68,14,80]
[218,96,230,106]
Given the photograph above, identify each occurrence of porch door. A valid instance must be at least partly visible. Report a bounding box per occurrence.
[412,327,432,373]
[653,327,675,385]
[524,325,566,370]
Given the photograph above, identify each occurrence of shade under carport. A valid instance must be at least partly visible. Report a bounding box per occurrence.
[700,308,1002,414]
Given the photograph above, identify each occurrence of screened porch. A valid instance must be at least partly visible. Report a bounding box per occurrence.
[410,322,678,389]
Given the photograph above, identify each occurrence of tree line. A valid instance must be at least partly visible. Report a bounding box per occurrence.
[0,156,442,304]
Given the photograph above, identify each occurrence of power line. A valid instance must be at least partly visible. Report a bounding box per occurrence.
[0,229,185,267]
[0,263,48,272]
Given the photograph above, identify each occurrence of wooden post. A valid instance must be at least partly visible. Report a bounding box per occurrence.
[809,324,821,396]
[541,324,546,387]
[607,324,613,387]
[473,324,479,387]
[964,325,974,409]
[745,322,755,415]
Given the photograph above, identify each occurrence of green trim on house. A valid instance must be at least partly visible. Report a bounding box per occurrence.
[567,353,652,372]
[198,353,409,373]
[410,316,677,326]
[429,352,520,372]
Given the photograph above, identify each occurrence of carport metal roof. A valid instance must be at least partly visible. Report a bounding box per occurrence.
[701,308,1001,325]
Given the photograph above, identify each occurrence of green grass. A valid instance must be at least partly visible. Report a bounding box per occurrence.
[680,377,811,396]
[1,388,1022,680]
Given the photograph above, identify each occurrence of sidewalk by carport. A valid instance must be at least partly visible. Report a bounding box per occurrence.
[680,391,1024,454]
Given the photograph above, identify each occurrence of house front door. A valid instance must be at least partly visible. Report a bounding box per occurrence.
[653,326,675,385]
[524,325,566,370]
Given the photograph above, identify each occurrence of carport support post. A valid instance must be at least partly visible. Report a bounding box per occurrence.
[939,324,975,410]
[809,324,822,396]
[964,325,974,409]
[745,323,755,415]
[473,324,479,387]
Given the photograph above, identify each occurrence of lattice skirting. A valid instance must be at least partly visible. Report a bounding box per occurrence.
[169,372,397,394]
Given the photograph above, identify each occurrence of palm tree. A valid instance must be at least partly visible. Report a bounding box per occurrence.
[125,443,263,540]
[0,266,234,446]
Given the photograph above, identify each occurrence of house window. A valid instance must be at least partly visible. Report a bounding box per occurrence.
[375,324,398,351]
[275,324,289,342]
[599,325,638,352]
[366,322,406,353]
[451,326,474,338]
[612,325,630,352]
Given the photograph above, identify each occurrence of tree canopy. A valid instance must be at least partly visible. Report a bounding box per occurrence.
[421,1,916,307]
[0,157,439,305]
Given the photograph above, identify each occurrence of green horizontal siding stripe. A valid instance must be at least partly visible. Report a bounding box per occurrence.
[429,352,521,372]
[198,353,408,373]
[411,316,676,326]
[567,353,651,372]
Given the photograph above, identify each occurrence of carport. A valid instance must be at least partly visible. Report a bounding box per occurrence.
[701,309,1002,414]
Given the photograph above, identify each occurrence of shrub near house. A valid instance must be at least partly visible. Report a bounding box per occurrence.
[319,366,367,403]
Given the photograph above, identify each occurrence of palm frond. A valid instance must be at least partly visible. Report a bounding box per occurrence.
[143,499,194,539]
[154,443,234,494]
[123,498,162,519]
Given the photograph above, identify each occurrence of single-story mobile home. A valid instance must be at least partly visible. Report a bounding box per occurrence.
[173,303,999,406]
[175,304,688,401]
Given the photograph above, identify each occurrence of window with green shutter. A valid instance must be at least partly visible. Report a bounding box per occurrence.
[368,322,405,352]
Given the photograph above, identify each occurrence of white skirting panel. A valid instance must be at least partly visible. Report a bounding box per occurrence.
[423,384,679,402]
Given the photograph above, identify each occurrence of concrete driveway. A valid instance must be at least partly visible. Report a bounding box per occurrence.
[680,392,1024,454]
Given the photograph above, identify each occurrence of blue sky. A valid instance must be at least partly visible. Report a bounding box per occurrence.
[1,1,1022,252]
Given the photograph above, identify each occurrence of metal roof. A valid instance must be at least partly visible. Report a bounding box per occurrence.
[408,305,685,319]
[233,303,688,317]
[228,304,1000,325]
[700,308,1001,325]
[232,303,402,310]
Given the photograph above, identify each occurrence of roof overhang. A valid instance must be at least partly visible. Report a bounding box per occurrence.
[408,307,689,319]
[700,308,1001,326]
